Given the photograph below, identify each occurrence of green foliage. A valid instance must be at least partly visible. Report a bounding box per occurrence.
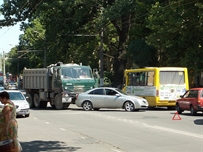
[0,0,43,26]
[146,0,203,71]
[128,39,158,67]
[1,0,203,86]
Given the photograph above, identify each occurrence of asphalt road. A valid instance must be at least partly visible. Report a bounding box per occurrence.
[17,104,203,152]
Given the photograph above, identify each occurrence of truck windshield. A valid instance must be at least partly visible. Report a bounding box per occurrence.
[61,67,93,79]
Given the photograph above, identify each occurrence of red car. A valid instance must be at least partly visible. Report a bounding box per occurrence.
[176,88,203,115]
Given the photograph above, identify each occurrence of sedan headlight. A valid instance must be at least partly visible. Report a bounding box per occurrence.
[142,100,147,104]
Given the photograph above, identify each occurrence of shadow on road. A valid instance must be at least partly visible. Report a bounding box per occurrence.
[146,107,175,111]
[31,107,147,113]
[20,140,81,152]
[194,119,203,125]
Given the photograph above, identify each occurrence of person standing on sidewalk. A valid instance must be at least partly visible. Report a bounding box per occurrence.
[0,91,22,152]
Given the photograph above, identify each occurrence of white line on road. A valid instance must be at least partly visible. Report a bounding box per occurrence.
[87,112,203,139]
[45,122,49,124]
[61,112,87,115]
[143,124,203,139]
[60,128,65,131]
[81,136,86,139]
[129,120,134,123]
[111,148,122,152]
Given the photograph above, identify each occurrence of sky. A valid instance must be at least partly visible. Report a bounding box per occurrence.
[0,0,24,54]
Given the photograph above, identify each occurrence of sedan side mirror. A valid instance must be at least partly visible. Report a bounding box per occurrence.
[115,94,121,97]
[24,95,29,99]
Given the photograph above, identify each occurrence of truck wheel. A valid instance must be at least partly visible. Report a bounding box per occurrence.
[54,94,63,110]
[33,94,40,108]
[27,93,34,108]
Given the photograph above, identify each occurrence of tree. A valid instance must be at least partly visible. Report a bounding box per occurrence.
[146,1,203,86]
[0,0,43,26]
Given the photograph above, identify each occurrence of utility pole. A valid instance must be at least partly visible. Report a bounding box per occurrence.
[99,0,104,87]
[17,51,19,76]
[99,28,104,87]
[3,51,5,76]
[44,38,47,68]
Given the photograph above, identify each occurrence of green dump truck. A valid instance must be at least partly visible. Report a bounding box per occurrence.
[23,62,97,110]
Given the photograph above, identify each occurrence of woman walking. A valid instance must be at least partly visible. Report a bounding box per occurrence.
[0,91,22,152]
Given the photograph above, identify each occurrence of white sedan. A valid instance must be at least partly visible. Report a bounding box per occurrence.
[0,90,30,117]
[75,87,148,111]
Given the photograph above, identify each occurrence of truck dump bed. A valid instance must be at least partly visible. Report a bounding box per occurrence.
[23,68,49,91]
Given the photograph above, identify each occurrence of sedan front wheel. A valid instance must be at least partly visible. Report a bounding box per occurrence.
[124,101,135,112]
[82,101,93,111]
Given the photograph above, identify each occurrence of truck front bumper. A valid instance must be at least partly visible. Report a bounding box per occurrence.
[62,97,72,103]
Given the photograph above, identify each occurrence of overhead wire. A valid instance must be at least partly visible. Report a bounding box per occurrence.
[0,0,30,38]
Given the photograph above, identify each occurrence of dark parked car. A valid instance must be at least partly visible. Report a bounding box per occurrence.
[176,88,203,115]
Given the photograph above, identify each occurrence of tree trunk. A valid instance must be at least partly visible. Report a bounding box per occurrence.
[111,14,130,87]
[112,57,127,87]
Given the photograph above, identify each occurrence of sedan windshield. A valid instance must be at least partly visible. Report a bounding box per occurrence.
[8,92,25,100]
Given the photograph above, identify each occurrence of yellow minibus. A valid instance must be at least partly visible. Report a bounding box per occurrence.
[122,67,189,109]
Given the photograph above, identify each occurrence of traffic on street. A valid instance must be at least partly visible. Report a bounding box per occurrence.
[17,100,203,152]
[1,1,203,152]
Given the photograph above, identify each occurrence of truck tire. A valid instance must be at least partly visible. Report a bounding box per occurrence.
[54,94,63,110]
[27,93,34,108]
[33,94,40,108]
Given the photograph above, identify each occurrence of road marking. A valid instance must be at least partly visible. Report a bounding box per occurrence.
[34,117,38,120]
[123,119,128,122]
[45,122,49,124]
[60,128,65,131]
[61,112,87,115]
[143,124,203,139]
[129,120,134,123]
[81,136,86,139]
[111,148,122,152]
[86,112,203,139]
